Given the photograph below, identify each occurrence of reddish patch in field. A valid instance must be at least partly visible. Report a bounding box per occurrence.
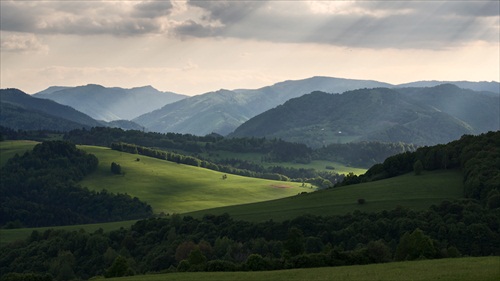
[271,184,293,189]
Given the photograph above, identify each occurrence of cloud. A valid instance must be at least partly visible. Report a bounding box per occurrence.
[133,1,174,18]
[0,32,49,53]
[177,0,499,49]
[0,0,174,36]
[0,0,497,49]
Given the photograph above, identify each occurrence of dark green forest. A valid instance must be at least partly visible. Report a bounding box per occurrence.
[0,141,152,228]
[1,199,498,280]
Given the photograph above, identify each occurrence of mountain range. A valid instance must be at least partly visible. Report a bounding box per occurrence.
[1,76,499,146]
[34,84,186,121]
[132,77,499,136]
[230,84,499,147]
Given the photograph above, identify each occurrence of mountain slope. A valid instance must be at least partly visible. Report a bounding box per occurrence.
[398,84,500,133]
[396,80,499,95]
[230,86,497,147]
[0,88,103,130]
[134,77,392,135]
[35,84,187,121]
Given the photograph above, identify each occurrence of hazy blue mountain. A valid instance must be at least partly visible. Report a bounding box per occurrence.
[104,119,145,131]
[397,84,499,134]
[0,88,102,131]
[134,77,392,135]
[230,86,498,147]
[35,84,187,121]
[34,86,72,96]
[133,89,256,135]
[396,80,499,95]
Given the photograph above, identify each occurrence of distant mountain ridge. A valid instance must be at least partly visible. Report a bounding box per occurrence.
[35,84,187,121]
[133,77,393,135]
[1,88,102,131]
[230,85,499,147]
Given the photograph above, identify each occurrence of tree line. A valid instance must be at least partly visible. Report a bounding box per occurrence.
[1,199,498,280]
[62,127,416,166]
[0,141,152,228]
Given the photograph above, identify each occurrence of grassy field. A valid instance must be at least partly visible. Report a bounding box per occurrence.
[103,256,500,281]
[0,220,137,247]
[78,146,308,215]
[0,140,38,166]
[201,150,367,175]
[187,169,464,221]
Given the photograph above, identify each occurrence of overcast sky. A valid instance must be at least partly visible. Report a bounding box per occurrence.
[1,0,498,95]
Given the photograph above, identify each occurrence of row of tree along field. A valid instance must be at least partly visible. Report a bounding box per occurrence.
[1,199,498,280]
[110,142,340,188]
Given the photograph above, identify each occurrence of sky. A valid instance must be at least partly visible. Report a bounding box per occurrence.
[1,0,499,96]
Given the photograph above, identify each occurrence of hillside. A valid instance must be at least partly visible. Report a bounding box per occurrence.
[78,145,308,214]
[103,257,499,281]
[35,84,187,121]
[133,89,256,136]
[0,88,103,131]
[133,77,392,135]
[231,86,499,147]
[187,169,463,221]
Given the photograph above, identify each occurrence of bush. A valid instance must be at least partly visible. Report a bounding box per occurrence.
[358,198,366,205]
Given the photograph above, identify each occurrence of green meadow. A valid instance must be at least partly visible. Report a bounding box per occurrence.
[78,146,308,215]
[0,220,137,247]
[103,256,500,281]
[0,140,38,166]
[187,169,464,221]
[201,150,367,175]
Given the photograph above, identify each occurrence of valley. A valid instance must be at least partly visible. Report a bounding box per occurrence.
[0,78,498,281]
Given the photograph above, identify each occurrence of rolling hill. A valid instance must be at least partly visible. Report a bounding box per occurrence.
[0,88,103,131]
[0,140,308,215]
[230,85,499,147]
[35,84,187,121]
[186,169,464,221]
[78,145,309,214]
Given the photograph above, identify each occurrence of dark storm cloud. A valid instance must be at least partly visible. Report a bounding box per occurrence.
[0,0,173,36]
[1,0,497,48]
[177,0,499,49]
[133,1,174,18]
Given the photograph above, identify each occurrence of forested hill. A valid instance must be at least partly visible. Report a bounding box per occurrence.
[0,141,152,227]
[0,88,102,131]
[230,85,499,147]
[339,131,500,206]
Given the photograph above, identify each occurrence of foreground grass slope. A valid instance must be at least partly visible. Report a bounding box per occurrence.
[105,257,499,281]
[78,146,307,214]
[188,169,464,221]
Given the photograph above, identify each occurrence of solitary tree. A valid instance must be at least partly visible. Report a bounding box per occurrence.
[111,162,122,175]
[413,160,423,176]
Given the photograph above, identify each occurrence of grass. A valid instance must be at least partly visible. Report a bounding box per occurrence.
[187,169,464,222]
[78,146,308,215]
[0,140,38,166]
[201,151,367,175]
[0,220,137,247]
[103,256,500,281]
